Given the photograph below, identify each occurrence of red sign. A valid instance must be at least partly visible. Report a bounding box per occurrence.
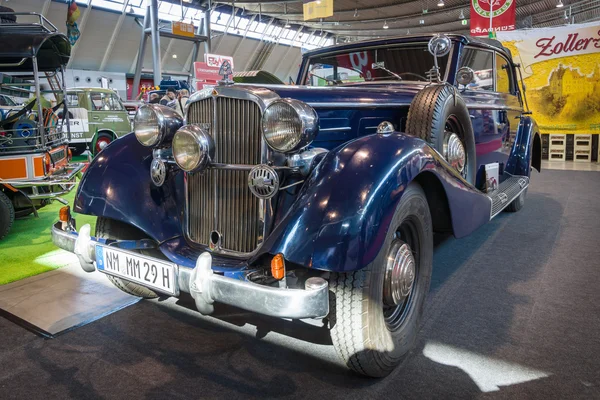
[193,62,221,82]
[470,0,515,37]
[126,77,156,100]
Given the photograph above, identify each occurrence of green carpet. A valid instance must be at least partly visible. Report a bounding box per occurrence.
[0,188,96,285]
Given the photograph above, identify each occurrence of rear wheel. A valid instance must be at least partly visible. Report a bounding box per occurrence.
[406,84,476,185]
[328,183,433,377]
[95,217,160,299]
[505,188,527,212]
[0,190,15,241]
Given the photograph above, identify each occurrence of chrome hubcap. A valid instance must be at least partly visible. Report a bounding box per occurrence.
[383,240,416,307]
[443,132,466,174]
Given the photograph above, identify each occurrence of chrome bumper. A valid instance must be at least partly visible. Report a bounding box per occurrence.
[4,163,86,200]
[51,222,329,319]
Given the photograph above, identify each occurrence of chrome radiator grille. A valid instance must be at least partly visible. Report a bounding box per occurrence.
[186,97,263,253]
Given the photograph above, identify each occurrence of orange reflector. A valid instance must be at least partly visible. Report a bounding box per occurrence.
[59,206,71,222]
[67,147,73,161]
[271,253,285,280]
[44,155,51,172]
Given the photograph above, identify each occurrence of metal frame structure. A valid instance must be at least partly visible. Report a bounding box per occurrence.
[131,0,211,98]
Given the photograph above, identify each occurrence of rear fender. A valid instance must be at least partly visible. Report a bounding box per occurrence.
[258,133,491,273]
[506,115,541,175]
[74,132,185,242]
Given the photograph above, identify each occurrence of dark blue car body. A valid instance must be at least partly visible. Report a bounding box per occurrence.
[73,34,542,276]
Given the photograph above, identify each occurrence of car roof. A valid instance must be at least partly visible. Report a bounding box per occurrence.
[304,33,514,63]
[66,87,118,93]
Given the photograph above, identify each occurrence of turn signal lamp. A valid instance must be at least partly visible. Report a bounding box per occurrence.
[59,206,71,223]
[271,253,285,280]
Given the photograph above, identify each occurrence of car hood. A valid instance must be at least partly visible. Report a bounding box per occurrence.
[240,82,429,107]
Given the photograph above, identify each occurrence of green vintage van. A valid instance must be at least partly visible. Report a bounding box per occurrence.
[60,88,132,156]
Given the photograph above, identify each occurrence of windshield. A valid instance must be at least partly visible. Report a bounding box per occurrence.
[304,43,450,86]
[0,95,17,106]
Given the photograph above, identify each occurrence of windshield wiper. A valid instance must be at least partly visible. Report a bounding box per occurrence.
[371,63,402,80]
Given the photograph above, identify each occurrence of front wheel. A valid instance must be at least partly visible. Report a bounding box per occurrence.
[95,217,160,299]
[0,190,15,241]
[93,132,114,157]
[329,183,433,377]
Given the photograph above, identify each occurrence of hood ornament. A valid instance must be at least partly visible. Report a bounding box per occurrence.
[218,60,234,85]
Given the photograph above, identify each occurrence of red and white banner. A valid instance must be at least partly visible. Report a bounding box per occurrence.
[204,53,234,69]
[470,0,516,37]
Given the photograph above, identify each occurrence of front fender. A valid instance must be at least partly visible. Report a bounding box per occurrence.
[506,115,541,176]
[74,132,185,242]
[259,133,492,273]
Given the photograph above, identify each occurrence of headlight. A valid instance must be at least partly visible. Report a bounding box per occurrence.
[134,104,183,147]
[261,99,318,153]
[172,125,215,172]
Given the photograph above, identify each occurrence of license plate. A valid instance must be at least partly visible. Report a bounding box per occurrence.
[95,245,177,296]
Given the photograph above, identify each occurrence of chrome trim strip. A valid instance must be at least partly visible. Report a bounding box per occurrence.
[308,102,411,108]
[318,127,352,132]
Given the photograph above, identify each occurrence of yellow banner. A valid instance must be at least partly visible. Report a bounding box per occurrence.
[498,22,600,135]
[172,21,195,38]
[303,0,333,21]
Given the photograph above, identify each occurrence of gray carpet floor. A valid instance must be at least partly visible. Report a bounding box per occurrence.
[1,169,600,399]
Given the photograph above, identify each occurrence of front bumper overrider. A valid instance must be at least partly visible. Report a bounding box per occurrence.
[51,222,329,320]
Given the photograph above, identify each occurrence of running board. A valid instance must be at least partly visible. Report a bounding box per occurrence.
[488,175,529,219]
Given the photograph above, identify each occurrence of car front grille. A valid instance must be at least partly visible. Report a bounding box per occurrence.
[186,97,263,254]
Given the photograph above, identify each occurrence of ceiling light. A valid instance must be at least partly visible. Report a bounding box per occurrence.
[383,20,389,29]
[406,29,410,35]
[316,0,322,4]
[354,8,359,18]
[556,0,564,7]
[437,0,445,7]
[423,8,428,14]
[285,19,291,28]
[459,9,465,19]
[172,54,177,59]
[419,19,425,24]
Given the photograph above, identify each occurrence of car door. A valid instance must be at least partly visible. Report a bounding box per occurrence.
[88,91,128,137]
[458,47,523,175]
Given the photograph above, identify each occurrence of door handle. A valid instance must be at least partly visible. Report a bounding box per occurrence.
[92,116,100,120]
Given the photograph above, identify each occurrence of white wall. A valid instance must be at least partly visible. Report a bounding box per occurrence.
[63,69,127,99]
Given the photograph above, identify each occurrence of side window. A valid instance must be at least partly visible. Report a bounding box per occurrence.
[90,92,123,111]
[109,94,124,111]
[460,48,494,91]
[65,93,79,107]
[495,53,513,94]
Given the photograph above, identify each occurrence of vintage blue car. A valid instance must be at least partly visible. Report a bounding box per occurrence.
[52,34,541,377]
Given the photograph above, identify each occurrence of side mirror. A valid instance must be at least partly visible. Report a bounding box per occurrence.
[456,67,475,86]
[428,34,451,57]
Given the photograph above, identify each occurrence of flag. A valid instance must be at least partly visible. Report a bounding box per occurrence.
[66,0,81,45]
[67,0,80,25]
[303,0,333,21]
[470,0,516,37]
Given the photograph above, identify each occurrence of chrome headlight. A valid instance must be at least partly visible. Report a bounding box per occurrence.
[172,125,215,172]
[261,99,318,153]
[134,104,183,147]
